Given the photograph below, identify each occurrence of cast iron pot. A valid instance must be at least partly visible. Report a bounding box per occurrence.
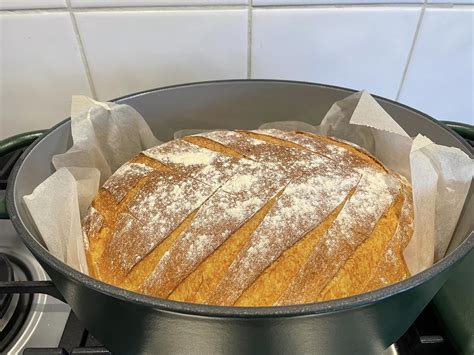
[5,80,474,354]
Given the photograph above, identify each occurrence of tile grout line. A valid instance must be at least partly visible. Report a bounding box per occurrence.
[1,3,472,13]
[254,3,423,8]
[65,0,98,100]
[0,5,247,13]
[250,3,473,8]
[395,0,426,101]
[247,1,253,78]
[0,0,474,14]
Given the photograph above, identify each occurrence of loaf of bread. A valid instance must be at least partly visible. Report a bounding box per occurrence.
[82,129,413,306]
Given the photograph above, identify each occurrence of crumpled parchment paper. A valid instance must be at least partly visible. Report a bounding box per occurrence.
[23,91,473,276]
[24,96,159,273]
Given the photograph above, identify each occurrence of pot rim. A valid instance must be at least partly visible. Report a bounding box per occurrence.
[7,79,474,318]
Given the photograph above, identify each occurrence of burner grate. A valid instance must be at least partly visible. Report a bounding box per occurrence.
[23,312,110,355]
[0,255,34,352]
[0,254,14,318]
[392,303,458,355]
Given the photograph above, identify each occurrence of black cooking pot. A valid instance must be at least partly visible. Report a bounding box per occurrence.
[3,80,474,354]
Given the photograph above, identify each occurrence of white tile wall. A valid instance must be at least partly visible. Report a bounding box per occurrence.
[75,10,247,101]
[0,0,66,10]
[398,8,474,124]
[0,2,473,139]
[0,13,92,138]
[70,0,247,7]
[252,8,420,99]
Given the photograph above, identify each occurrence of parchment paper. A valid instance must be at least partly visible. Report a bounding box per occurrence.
[23,91,473,276]
[24,96,159,272]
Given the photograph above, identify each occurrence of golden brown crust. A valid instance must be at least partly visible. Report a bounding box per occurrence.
[83,129,413,306]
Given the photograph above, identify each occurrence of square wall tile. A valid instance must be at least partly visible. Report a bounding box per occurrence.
[0,0,66,10]
[398,8,473,124]
[251,8,421,99]
[76,10,248,101]
[71,0,246,7]
[0,13,92,139]
[254,0,422,5]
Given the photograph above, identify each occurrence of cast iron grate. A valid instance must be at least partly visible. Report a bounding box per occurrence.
[23,312,110,355]
[0,255,34,353]
[392,303,458,355]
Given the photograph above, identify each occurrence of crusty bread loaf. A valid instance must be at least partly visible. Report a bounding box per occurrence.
[82,129,413,306]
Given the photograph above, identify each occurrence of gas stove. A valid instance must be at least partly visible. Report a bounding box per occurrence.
[0,218,69,354]
[0,129,470,355]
